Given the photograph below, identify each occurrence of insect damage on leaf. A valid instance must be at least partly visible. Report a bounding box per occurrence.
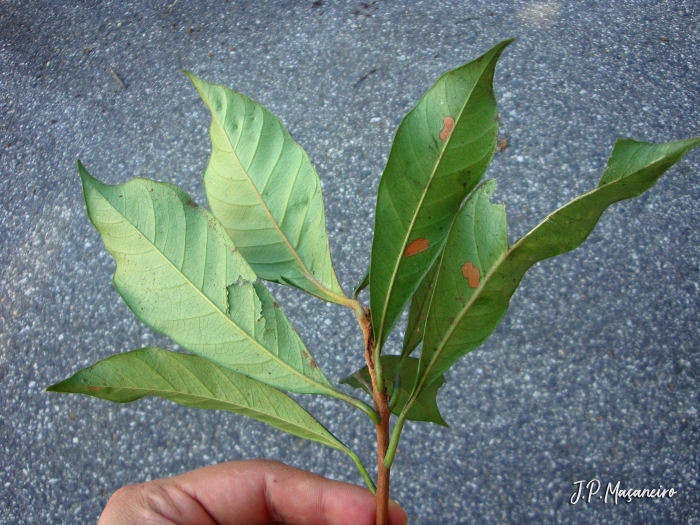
[461,261,480,288]
[439,116,455,141]
[87,386,101,391]
[229,276,254,287]
[405,238,430,257]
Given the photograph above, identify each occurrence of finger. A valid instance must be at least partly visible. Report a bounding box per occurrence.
[171,459,408,525]
[97,480,218,525]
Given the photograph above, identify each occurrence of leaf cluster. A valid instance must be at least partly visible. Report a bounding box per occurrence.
[48,40,699,501]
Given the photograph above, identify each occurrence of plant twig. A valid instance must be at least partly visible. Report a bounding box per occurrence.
[109,69,127,89]
[373,391,391,525]
[356,307,391,525]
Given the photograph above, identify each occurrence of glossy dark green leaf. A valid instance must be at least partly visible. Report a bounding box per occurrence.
[185,72,348,306]
[353,268,370,300]
[48,348,352,453]
[78,161,335,396]
[401,258,440,358]
[370,39,513,351]
[417,138,700,390]
[341,356,447,426]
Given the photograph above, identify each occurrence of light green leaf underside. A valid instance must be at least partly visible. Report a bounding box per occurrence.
[185,71,345,305]
[78,161,333,395]
[370,39,514,351]
[402,258,440,358]
[341,356,447,426]
[419,180,508,388]
[47,348,350,453]
[418,138,700,389]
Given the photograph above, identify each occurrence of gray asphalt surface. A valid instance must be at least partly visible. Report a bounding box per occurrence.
[2,1,699,523]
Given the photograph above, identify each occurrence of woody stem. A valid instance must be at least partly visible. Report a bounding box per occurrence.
[354,305,391,525]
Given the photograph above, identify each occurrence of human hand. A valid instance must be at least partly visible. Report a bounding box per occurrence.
[97,459,408,525]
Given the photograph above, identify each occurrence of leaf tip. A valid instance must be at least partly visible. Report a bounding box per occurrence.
[183,70,211,102]
[683,136,700,151]
[182,69,198,84]
[76,159,95,185]
[46,381,67,393]
[485,37,516,59]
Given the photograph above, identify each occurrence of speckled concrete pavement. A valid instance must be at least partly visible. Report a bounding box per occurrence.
[1,1,699,523]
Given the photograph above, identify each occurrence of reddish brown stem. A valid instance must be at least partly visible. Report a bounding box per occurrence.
[360,308,391,525]
[373,389,391,525]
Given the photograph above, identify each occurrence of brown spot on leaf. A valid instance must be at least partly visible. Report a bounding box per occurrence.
[302,350,318,369]
[87,386,101,391]
[273,301,280,308]
[439,116,455,141]
[404,238,429,257]
[461,261,480,288]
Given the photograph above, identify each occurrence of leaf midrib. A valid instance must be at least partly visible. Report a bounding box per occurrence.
[375,60,497,349]
[402,260,441,356]
[95,181,333,395]
[209,97,346,304]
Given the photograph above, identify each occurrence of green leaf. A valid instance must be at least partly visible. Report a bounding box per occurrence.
[401,258,440,358]
[184,71,347,306]
[353,268,369,300]
[370,39,513,351]
[341,356,447,426]
[47,348,352,453]
[417,137,700,389]
[78,161,335,396]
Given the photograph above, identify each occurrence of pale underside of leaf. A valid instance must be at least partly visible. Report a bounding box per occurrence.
[419,179,508,388]
[417,137,700,391]
[341,355,447,426]
[48,348,350,453]
[185,72,346,305]
[370,39,514,351]
[78,161,334,395]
